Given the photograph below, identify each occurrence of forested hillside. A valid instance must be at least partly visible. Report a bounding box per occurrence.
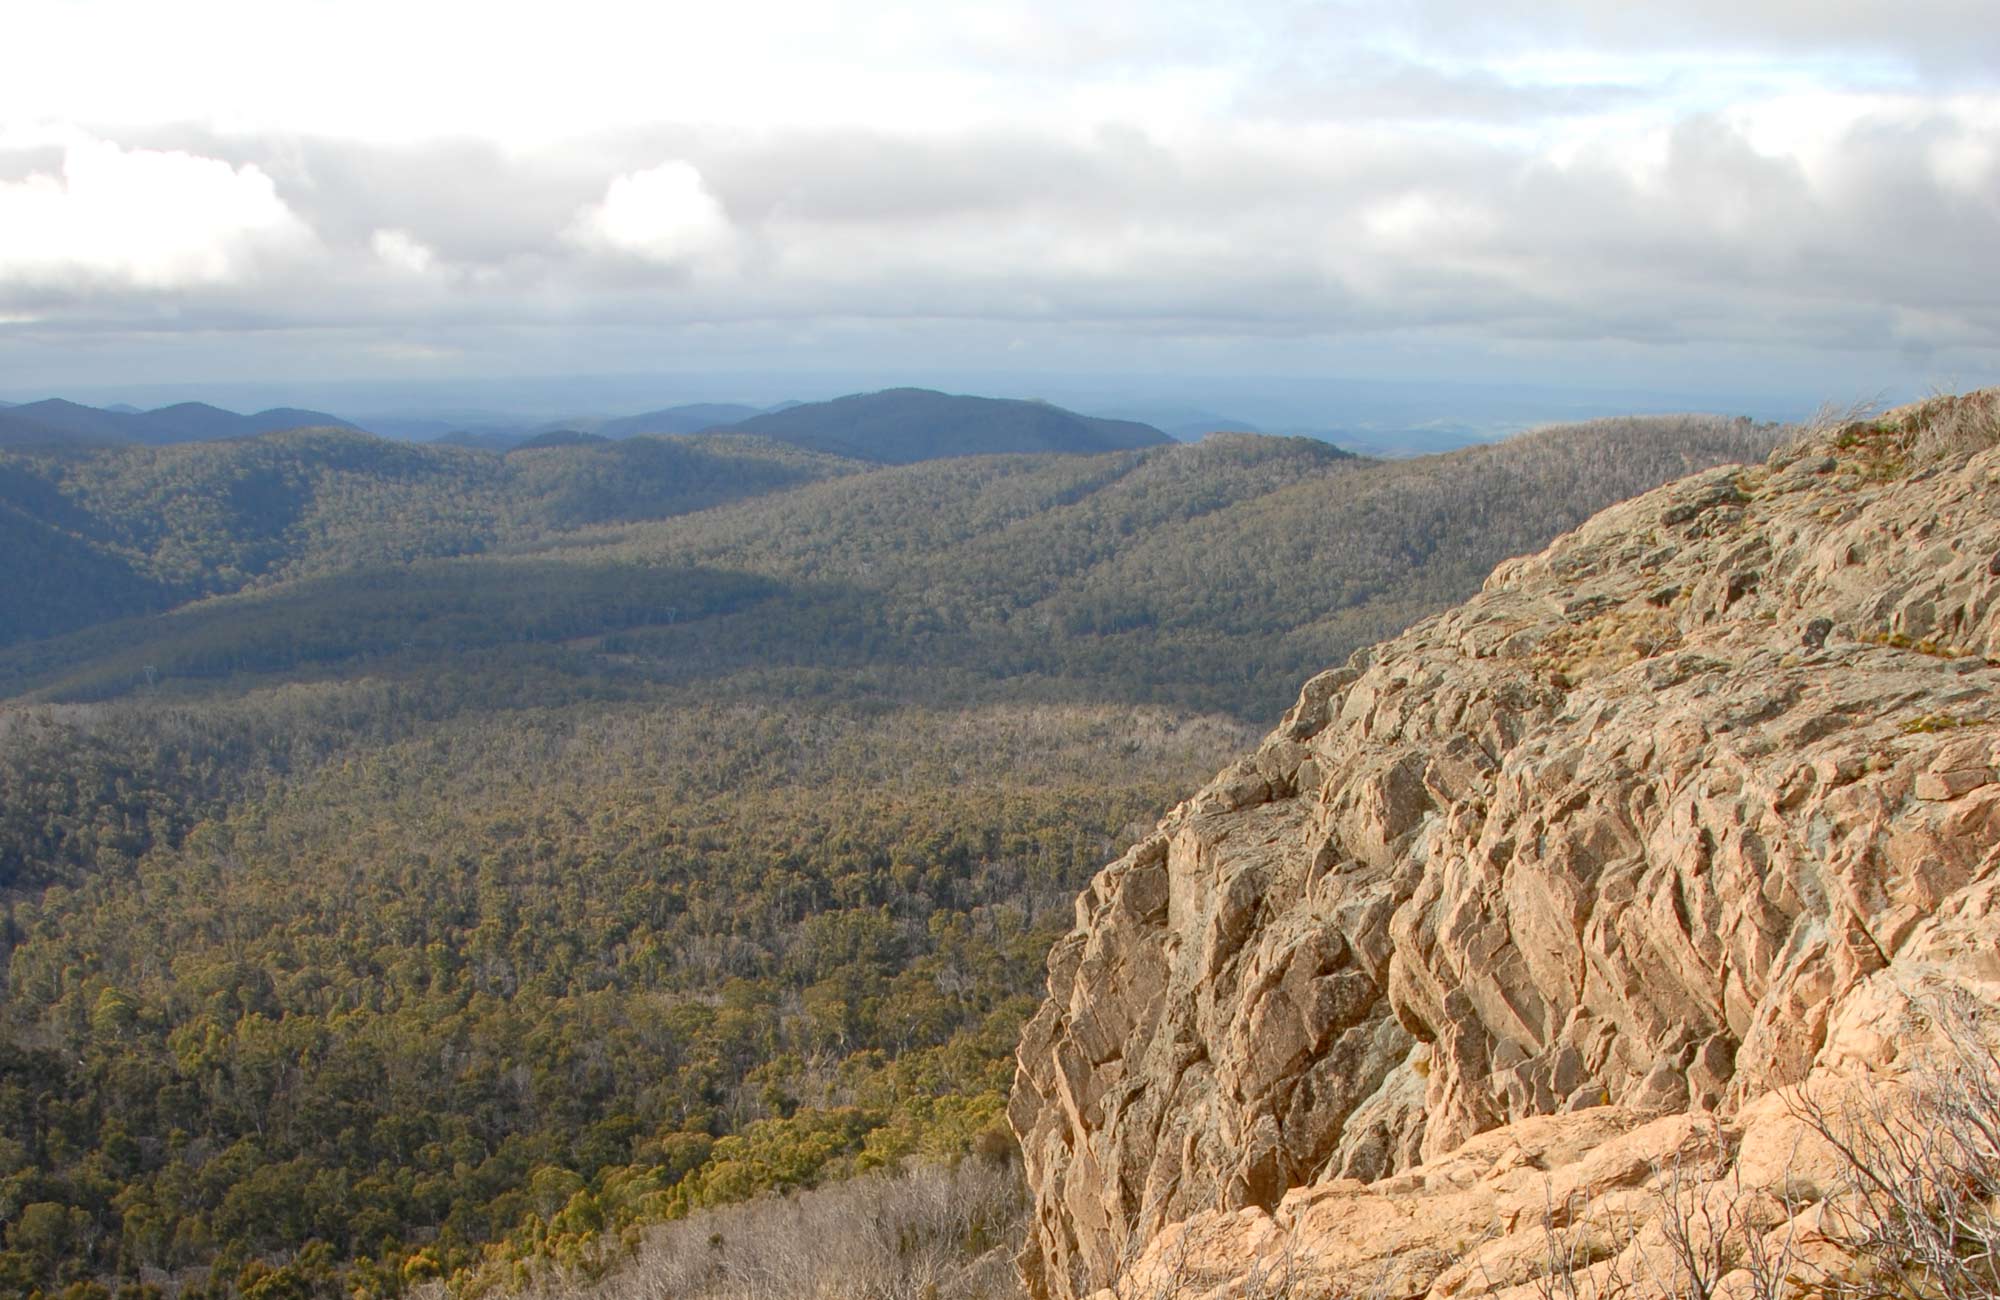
[1,691,1239,1298]
[709,388,1170,462]
[2,415,1776,718]
[0,431,857,646]
[0,411,1781,1299]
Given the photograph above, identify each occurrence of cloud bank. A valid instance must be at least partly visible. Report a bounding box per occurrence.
[0,0,1995,396]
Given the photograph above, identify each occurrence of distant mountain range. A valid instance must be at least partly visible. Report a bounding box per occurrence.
[428,428,534,451]
[512,429,611,450]
[1085,405,1267,442]
[596,402,764,438]
[392,402,769,447]
[0,386,1545,463]
[429,391,1171,461]
[707,388,1169,463]
[0,410,1781,698]
[0,389,1174,464]
[0,399,357,448]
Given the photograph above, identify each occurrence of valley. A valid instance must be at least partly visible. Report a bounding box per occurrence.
[0,401,1779,1297]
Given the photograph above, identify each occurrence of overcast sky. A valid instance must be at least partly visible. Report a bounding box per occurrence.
[2,0,1996,412]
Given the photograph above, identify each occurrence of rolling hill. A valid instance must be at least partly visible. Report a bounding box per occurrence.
[0,428,860,646]
[709,388,1171,463]
[510,429,610,450]
[595,402,764,438]
[0,413,1778,717]
[422,405,771,450]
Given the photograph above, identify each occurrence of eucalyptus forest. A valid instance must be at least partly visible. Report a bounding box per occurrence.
[0,411,1779,1298]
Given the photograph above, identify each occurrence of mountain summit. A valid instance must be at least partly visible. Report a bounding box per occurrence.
[1012,390,2000,1300]
[709,387,1170,463]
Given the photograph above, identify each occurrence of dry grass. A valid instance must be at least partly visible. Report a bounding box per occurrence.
[1535,601,1686,685]
[1787,390,2000,484]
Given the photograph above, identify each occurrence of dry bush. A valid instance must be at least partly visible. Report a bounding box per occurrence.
[517,1157,1028,1300]
[1791,992,2000,1300]
[1779,398,1883,455]
[1532,1147,1807,1300]
[1535,991,2000,1300]
[1908,389,2000,464]
[1784,389,2000,476]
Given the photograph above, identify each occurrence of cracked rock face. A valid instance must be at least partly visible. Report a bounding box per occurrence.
[1010,393,2000,1300]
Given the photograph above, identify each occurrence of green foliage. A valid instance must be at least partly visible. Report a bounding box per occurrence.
[0,695,1230,1296]
[0,412,1780,1296]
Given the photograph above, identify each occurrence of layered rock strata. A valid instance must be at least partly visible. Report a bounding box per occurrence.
[1010,393,2000,1300]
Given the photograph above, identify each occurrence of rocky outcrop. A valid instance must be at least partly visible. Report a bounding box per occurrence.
[1011,392,2000,1300]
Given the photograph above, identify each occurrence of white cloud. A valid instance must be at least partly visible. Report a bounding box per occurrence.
[0,139,312,290]
[565,161,739,273]
[1,2,1996,393]
[370,228,437,275]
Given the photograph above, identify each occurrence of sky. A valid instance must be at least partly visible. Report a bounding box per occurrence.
[1,0,1996,419]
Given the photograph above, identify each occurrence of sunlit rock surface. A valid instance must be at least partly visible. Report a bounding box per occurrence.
[1012,392,2000,1300]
